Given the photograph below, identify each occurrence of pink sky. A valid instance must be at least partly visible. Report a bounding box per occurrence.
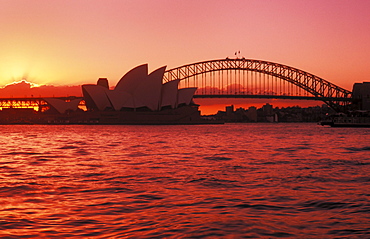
[1,0,369,113]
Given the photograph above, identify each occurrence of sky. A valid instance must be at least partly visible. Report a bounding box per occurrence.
[1,0,369,114]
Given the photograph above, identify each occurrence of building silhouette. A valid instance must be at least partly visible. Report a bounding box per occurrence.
[215,103,335,123]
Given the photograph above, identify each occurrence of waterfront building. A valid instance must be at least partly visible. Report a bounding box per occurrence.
[352,82,370,110]
[246,106,257,122]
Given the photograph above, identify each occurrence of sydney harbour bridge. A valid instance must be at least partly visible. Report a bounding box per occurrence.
[0,58,353,112]
[164,58,352,112]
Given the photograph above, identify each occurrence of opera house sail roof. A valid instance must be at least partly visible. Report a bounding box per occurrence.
[81,64,197,112]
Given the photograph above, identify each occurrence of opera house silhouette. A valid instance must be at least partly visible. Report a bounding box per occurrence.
[0,64,207,124]
[82,64,197,113]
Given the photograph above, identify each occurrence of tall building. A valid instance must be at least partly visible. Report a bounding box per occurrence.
[226,105,234,116]
[262,103,273,115]
[246,106,257,122]
[352,82,370,110]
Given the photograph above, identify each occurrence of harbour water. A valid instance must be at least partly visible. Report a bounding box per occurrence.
[0,123,369,238]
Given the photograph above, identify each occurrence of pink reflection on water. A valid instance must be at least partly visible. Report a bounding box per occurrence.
[0,124,369,237]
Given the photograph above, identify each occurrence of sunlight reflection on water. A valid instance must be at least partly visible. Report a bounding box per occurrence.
[0,124,369,238]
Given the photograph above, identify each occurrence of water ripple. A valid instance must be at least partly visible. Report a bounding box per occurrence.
[0,124,369,238]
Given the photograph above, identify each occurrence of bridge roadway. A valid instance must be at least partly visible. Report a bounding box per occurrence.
[0,94,350,110]
[193,94,349,101]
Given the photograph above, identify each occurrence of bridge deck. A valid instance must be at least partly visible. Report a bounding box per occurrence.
[194,94,349,101]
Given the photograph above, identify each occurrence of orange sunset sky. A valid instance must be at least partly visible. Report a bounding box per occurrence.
[1,0,369,114]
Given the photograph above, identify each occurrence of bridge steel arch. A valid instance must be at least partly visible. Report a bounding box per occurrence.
[163,58,352,112]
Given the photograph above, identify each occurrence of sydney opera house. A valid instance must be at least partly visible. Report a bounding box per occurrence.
[82,64,196,113]
[0,64,206,124]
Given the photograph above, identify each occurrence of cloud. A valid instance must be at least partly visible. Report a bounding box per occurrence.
[0,80,82,98]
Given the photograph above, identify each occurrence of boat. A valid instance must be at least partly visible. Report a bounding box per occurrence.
[319,111,370,127]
